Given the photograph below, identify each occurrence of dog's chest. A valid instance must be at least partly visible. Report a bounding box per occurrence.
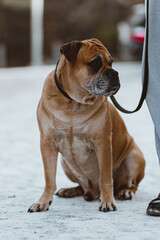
[53,127,99,186]
[55,128,92,161]
[55,128,99,180]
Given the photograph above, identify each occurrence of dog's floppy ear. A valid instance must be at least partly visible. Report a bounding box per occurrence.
[60,40,83,63]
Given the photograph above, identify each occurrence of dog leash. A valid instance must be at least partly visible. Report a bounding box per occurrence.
[110,0,149,114]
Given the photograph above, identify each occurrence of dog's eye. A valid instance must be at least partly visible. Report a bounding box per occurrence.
[87,55,102,74]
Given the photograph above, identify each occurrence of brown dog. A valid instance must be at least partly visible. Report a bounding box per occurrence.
[28,38,145,213]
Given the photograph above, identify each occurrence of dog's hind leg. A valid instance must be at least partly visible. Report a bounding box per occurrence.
[114,144,145,200]
[56,185,84,198]
[56,158,100,200]
[56,158,84,198]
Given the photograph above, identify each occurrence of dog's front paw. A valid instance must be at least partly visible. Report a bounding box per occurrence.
[99,197,117,212]
[28,198,52,213]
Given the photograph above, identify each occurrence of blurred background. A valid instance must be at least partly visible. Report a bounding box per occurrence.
[0,0,145,67]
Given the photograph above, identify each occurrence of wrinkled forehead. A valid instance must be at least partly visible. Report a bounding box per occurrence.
[79,38,112,63]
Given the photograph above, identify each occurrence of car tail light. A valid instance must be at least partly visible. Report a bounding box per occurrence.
[131,27,145,43]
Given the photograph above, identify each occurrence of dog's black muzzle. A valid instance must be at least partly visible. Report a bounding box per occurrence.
[95,69,120,97]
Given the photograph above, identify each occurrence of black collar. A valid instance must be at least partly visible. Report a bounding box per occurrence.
[54,60,73,101]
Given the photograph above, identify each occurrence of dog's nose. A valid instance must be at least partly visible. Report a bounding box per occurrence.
[109,78,120,92]
[105,69,119,80]
[105,69,120,94]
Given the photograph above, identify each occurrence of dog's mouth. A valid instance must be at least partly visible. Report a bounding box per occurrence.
[86,69,120,98]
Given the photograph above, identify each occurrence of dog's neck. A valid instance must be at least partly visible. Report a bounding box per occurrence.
[54,60,73,101]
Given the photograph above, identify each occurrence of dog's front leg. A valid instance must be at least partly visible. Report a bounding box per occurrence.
[28,136,58,212]
[95,135,117,212]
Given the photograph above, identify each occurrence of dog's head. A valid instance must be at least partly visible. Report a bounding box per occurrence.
[60,38,120,104]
